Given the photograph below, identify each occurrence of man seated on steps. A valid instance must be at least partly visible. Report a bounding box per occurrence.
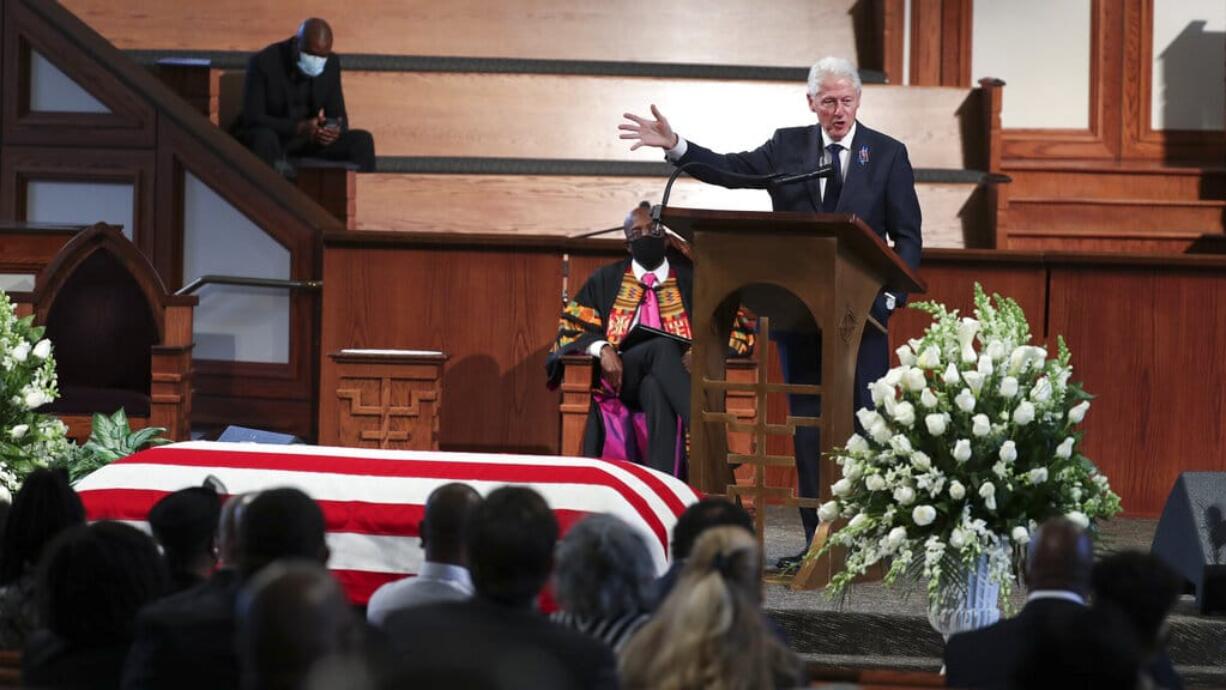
[233,18,376,177]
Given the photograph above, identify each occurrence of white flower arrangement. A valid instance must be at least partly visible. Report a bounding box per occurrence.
[0,292,71,495]
[818,284,1122,608]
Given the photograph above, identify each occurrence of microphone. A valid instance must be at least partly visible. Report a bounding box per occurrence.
[651,162,837,227]
[767,164,835,187]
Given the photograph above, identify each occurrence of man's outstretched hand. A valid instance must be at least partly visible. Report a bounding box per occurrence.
[620,104,679,151]
[599,345,624,394]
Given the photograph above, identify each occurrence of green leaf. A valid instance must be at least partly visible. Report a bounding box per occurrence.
[126,426,168,451]
[91,411,116,444]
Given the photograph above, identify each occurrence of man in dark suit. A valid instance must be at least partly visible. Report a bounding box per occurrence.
[620,56,922,560]
[122,488,331,690]
[379,487,619,690]
[943,519,1094,689]
[233,18,376,176]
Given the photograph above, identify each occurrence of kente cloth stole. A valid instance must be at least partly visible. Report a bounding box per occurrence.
[604,267,692,346]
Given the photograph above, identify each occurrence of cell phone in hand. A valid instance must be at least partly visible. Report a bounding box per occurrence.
[323,116,344,130]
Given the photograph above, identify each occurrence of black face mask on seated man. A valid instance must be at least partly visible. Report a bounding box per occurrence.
[629,236,667,271]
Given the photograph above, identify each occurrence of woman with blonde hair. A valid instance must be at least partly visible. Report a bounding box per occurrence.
[619,526,804,690]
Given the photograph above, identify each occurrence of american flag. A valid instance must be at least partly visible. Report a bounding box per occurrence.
[75,442,700,604]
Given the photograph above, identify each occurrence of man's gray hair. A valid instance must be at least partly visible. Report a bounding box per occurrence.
[807,56,861,97]
[553,513,655,619]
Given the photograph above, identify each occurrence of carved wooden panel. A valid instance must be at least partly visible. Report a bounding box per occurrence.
[327,351,446,450]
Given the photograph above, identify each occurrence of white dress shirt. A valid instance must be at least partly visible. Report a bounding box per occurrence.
[587,258,671,357]
[1025,589,1087,607]
[366,561,474,626]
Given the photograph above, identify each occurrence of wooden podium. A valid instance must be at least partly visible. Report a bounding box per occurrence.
[661,207,925,588]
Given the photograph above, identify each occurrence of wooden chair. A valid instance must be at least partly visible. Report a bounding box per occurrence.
[13,224,197,442]
[0,649,20,688]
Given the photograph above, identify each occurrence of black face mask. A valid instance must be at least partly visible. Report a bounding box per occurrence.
[629,236,667,270]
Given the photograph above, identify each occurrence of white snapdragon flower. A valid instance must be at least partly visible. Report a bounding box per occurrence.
[910,451,932,471]
[884,526,908,550]
[846,434,869,454]
[1055,437,1075,459]
[1069,400,1091,423]
[971,414,991,437]
[832,478,853,497]
[924,414,948,436]
[998,440,1018,464]
[1066,511,1090,529]
[892,401,916,428]
[952,439,972,463]
[977,353,994,377]
[992,460,1008,479]
[1027,467,1049,484]
[912,505,937,526]
[865,475,887,492]
[955,388,976,413]
[957,318,980,364]
[942,362,961,385]
[917,345,942,370]
[32,339,51,360]
[818,501,841,522]
[11,342,30,363]
[1011,526,1031,545]
[920,388,938,409]
[902,368,927,393]
[1030,377,1053,403]
[999,376,1019,398]
[849,513,870,529]
[896,344,917,367]
[889,434,913,454]
[986,339,1006,362]
[1013,400,1036,426]
[949,480,966,500]
[869,419,893,444]
[893,486,916,505]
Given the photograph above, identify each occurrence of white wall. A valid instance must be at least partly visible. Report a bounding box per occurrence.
[29,51,109,113]
[971,0,1092,129]
[25,181,134,239]
[1151,0,1225,131]
[182,173,290,364]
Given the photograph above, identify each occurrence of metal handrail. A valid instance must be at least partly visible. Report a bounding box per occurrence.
[175,275,322,296]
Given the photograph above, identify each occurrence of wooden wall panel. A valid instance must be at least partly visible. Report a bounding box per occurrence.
[353,174,982,248]
[1047,264,1226,516]
[60,0,861,68]
[342,73,981,169]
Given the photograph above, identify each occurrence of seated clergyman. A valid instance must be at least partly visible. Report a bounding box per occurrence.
[546,202,754,477]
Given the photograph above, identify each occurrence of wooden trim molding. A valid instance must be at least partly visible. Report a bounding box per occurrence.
[908,0,973,87]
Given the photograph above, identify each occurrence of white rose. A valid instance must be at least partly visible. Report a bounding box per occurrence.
[846,434,869,453]
[1030,377,1053,403]
[1011,526,1031,545]
[841,460,862,481]
[957,318,980,364]
[949,528,968,549]
[856,408,882,431]
[1055,437,1075,459]
[979,481,996,499]
[11,342,29,363]
[977,353,994,377]
[998,440,1018,464]
[999,376,1019,398]
[939,364,957,388]
[910,451,932,471]
[889,434,913,454]
[885,526,908,550]
[902,367,927,393]
[892,401,916,428]
[987,339,1006,362]
[917,345,942,370]
[920,388,938,409]
[832,478,852,497]
[1069,400,1091,424]
[949,481,966,500]
[818,500,841,522]
[865,474,887,492]
[1013,400,1036,426]
[1031,347,1048,369]
[849,513,870,529]
[870,380,896,408]
[884,367,905,387]
[1066,511,1090,529]
[952,439,972,463]
[912,505,937,527]
[869,419,893,444]
[9,424,28,439]
[1008,346,1028,374]
[924,414,948,436]
[896,344,917,367]
[962,371,985,396]
[971,414,991,437]
[955,388,976,413]
[23,390,44,410]
[1028,467,1049,484]
[32,339,51,360]
[893,485,916,505]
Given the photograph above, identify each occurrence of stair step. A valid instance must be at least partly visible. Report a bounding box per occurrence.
[1008,196,1226,233]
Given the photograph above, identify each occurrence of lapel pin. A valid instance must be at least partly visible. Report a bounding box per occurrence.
[858,145,870,165]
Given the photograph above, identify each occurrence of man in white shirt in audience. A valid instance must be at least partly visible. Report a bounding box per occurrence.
[366,483,482,626]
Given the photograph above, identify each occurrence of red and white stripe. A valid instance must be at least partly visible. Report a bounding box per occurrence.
[74,441,701,604]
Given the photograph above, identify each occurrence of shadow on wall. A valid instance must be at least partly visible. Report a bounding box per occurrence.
[1158,20,1225,148]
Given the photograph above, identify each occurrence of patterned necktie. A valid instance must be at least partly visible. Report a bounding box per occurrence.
[821,143,844,212]
[639,272,662,329]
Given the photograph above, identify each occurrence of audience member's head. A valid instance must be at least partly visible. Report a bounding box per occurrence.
[296,18,333,57]
[1011,604,1143,690]
[1092,551,1182,658]
[620,527,803,690]
[237,488,328,579]
[467,486,557,607]
[420,483,482,566]
[0,469,84,585]
[671,497,754,562]
[237,560,361,690]
[148,484,223,590]
[554,513,655,620]
[37,521,167,644]
[218,492,258,569]
[1024,517,1094,597]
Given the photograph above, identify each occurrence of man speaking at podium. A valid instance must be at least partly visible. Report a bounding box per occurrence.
[620,56,922,565]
